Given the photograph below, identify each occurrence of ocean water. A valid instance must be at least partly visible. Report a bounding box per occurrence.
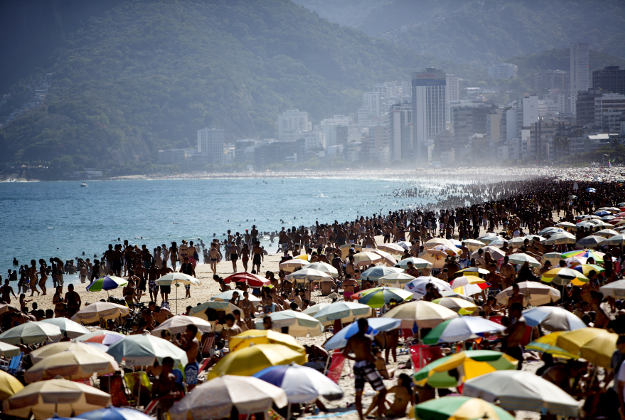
[0,176,471,277]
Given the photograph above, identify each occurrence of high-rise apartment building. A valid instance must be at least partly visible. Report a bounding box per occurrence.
[445,74,460,125]
[389,103,414,161]
[570,43,590,115]
[276,109,312,142]
[197,128,225,164]
[412,68,446,161]
[592,66,625,95]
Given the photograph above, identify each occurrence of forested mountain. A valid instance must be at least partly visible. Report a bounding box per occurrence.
[295,0,625,65]
[0,0,424,174]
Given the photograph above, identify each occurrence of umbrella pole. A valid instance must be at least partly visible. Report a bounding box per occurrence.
[175,283,178,314]
[287,403,291,420]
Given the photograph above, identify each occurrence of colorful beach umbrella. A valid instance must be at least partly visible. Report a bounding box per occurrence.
[526,332,578,359]
[354,287,413,308]
[423,317,505,345]
[223,272,270,287]
[74,329,125,346]
[106,334,188,368]
[254,310,323,337]
[450,276,486,289]
[323,317,401,351]
[414,350,517,388]
[0,370,23,400]
[414,396,514,420]
[169,375,287,420]
[229,329,305,354]
[432,297,478,315]
[40,317,90,339]
[0,321,61,345]
[360,266,404,281]
[463,371,580,417]
[455,267,490,277]
[561,249,604,264]
[3,378,110,420]
[76,407,153,420]
[572,263,604,276]
[86,275,127,292]
[496,281,560,306]
[207,344,307,379]
[541,267,588,286]
[312,301,372,324]
[523,306,585,331]
[253,364,343,403]
[556,328,617,368]
[383,301,458,329]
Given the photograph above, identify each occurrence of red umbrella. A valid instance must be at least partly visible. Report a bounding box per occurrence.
[224,272,270,287]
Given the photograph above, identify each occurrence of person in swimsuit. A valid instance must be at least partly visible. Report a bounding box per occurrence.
[38,259,47,295]
[208,243,221,275]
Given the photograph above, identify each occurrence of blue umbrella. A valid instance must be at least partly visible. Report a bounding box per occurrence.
[253,364,343,403]
[76,407,152,420]
[323,317,401,350]
[86,276,127,292]
[523,306,585,331]
[360,266,404,281]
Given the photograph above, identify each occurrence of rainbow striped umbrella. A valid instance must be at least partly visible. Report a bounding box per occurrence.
[561,249,604,264]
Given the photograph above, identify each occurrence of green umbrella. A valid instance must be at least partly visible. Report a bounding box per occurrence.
[414,396,514,420]
[354,287,413,309]
[86,276,127,292]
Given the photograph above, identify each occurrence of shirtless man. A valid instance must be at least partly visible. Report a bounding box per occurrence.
[507,283,525,310]
[343,318,387,419]
[177,324,199,389]
[500,256,516,288]
[0,279,16,304]
[503,302,526,369]
[153,357,182,417]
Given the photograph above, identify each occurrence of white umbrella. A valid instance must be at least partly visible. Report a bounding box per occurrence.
[360,266,404,281]
[30,341,106,363]
[40,318,90,339]
[365,248,398,266]
[377,243,407,254]
[477,233,502,244]
[379,272,416,287]
[156,273,201,313]
[496,281,560,306]
[286,268,333,283]
[24,348,119,383]
[404,276,452,297]
[255,310,323,337]
[306,262,339,278]
[604,234,625,246]
[313,301,371,324]
[0,341,20,357]
[151,315,212,336]
[556,221,577,229]
[575,235,606,248]
[106,334,188,368]
[600,279,625,298]
[352,251,383,266]
[169,375,287,420]
[71,302,130,324]
[522,306,585,331]
[595,229,619,238]
[462,239,485,251]
[396,241,412,250]
[475,246,505,260]
[302,303,330,317]
[278,258,310,273]
[543,231,576,245]
[0,321,61,345]
[396,257,433,269]
[382,301,458,329]
[463,370,580,417]
[508,253,541,267]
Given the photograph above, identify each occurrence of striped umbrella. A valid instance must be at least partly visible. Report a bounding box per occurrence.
[354,287,413,308]
[432,297,478,315]
[86,276,127,292]
[561,249,604,264]
[541,267,588,286]
[414,396,514,420]
[526,332,578,359]
[423,317,505,345]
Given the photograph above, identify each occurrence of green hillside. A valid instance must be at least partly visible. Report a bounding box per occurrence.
[0,0,424,176]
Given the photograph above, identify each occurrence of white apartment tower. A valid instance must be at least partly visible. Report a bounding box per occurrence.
[412,68,446,161]
[570,43,590,115]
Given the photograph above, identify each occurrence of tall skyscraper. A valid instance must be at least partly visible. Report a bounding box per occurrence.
[592,66,625,95]
[197,128,225,164]
[412,68,446,161]
[445,74,460,125]
[570,43,590,115]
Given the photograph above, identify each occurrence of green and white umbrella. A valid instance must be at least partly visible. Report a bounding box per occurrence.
[254,310,322,337]
[0,321,61,345]
[106,334,188,368]
[414,396,514,420]
[86,275,127,292]
[423,317,505,345]
[355,286,413,308]
[312,301,371,324]
[40,317,90,339]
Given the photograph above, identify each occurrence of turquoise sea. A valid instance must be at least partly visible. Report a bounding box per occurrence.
[0,176,476,278]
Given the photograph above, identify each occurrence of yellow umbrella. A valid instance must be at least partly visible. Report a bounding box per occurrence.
[24,348,119,383]
[208,344,307,379]
[228,329,305,354]
[0,370,23,400]
[526,332,578,359]
[3,378,110,419]
[556,328,617,367]
[432,297,478,315]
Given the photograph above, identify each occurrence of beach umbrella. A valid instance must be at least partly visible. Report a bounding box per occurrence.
[106,334,188,368]
[377,243,407,254]
[3,378,110,420]
[278,258,309,273]
[71,302,130,324]
[360,266,404,281]
[556,328,617,368]
[526,332,579,359]
[40,317,90,339]
[74,329,125,346]
[211,289,261,304]
[396,241,412,250]
[169,375,287,420]
[478,233,503,245]
[253,364,343,404]
[542,252,563,265]
[157,272,201,313]
[541,267,588,286]
[475,246,505,260]
[404,276,452,297]
[295,253,311,261]
[339,244,362,258]
[382,301,458,329]
[414,350,517,388]
[86,275,127,292]
[0,321,61,345]
[543,231,576,245]
[424,238,455,248]
[379,272,416,287]
[522,306,585,331]
[450,276,486,288]
[306,262,339,278]
[556,221,577,229]
[423,317,505,345]
[223,272,270,287]
[313,301,372,324]
[427,244,460,257]
[207,344,307,379]
[25,348,119,383]
[462,239,485,251]
[76,407,153,420]
[229,329,305,354]
[562,249,605,264]
[396,257,433,270]
[352,251,383,266]
[286,268,333,283]
[600,279,625,298]
[255,310,323,336]
[572,263,604,276]
[354,287,413,308]
[603,233,625,246]
[0,370,23,400]
[595,229,620,238]
[414,396,514,420]
[31,341,107,363]
[463,370,580,417]
[323,317,401,351]
[455,267,490,277]
[576,235,606,248]
[150,315,212,336]
[508,252,541,267]
[496,281,560,306]
[0,303,18,315]
[432,297,478,315]
[0,341,21,358]
[539,226,564,236]
[189,301,241,320]
[451,276,489,297]
[364,248,398,266]
[302,303,329,317]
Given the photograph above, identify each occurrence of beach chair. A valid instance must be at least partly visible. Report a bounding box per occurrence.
[325,349,346,383]
[124,371,152,407]
[409,345,442,370]
[7,353,22,375]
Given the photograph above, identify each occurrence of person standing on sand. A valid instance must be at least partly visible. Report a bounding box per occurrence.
[343,318,387,420]
[38,259,47,295]
[180,256,195,299]
[169,242,178,272]
[1,279,16,304]
[252,241,263,273]
[208,242,221,275]
[29,260,40,297]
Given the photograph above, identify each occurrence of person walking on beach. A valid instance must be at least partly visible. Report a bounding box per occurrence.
[252,241,263,273]
[1,279,16,304]
[180,256,195,299]
[208,242,221,275]
[343,318,387,420]
[169,242,178,272]
[65,284,81,317]
[38,259,47,295]
[29,260,40,297]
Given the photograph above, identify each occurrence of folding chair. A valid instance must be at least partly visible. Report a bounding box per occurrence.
[7,353,22,375]
[325,349,346,383]
[409,344,442,370]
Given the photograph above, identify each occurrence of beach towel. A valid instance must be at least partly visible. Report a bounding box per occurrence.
[326,350,346,383]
